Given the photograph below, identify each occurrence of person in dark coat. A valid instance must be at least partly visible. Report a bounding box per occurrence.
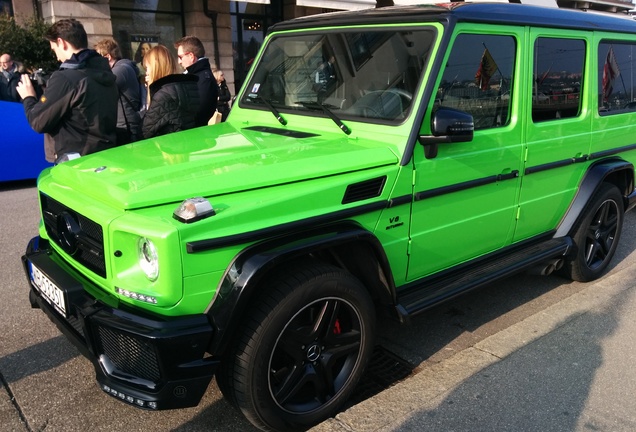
[213,69,231,122]
[174,36,218,126]
[95,38,142,144]
[141,44,201,139]
[16,19,118,164]
[0,53,28,102]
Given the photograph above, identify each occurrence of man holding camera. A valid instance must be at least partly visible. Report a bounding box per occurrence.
[16,19,118,164]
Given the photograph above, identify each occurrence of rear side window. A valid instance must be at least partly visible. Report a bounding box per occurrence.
[532,37,585,122]
[435,33,516,130]
[598,41,636,115]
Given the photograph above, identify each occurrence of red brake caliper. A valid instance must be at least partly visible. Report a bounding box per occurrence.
[333,319,342,335]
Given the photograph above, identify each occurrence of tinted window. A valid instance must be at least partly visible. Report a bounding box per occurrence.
[598,41,636,115]
[241,29,436,123]
[532,37,584,122]
[436,33,516,130]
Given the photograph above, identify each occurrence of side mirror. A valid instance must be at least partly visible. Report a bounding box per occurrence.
[418,108,474,159]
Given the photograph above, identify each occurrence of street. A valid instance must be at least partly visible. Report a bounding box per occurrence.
[2,180,636,431]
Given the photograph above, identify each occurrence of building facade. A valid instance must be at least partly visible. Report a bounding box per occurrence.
[4,0,635,96]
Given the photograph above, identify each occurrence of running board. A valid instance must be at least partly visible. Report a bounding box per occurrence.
[396,237,572,318]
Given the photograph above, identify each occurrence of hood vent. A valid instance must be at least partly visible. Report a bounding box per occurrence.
[342,176,387,204]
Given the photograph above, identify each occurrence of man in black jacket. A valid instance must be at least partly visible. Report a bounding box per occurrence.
[175,36,218,127]
[16,19,118,163]
[0,53,27,102]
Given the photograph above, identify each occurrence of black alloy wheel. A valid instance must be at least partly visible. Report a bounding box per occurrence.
[563,182,624,282]
[216,263,375,432]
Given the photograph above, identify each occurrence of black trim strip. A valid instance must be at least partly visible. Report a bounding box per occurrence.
[524,157,587,175]
[525,144,636,176]
[188,197,410,253]
[590,143,636,160]
[388,195,412,208]
[415,170,519,201]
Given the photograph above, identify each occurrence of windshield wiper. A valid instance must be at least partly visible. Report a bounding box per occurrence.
[296,101,351,135]
[248,95,287,126]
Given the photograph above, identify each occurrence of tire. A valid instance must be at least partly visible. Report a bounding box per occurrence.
[216,263,376,431]
[562,182,624,282]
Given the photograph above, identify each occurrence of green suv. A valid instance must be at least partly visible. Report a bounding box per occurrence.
[23,3,636,431]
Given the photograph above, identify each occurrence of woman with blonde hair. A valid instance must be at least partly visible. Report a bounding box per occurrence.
[141,44,200,139]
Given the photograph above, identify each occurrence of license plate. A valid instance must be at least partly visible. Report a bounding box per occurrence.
[30,263,67,317]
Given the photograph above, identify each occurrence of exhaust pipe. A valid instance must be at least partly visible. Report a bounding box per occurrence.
[528,258,564,276]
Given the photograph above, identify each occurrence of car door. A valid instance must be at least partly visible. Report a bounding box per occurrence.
[407,28,524,281]
[514,30,591,241]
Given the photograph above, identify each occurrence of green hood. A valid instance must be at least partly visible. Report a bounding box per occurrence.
[45,123,400,209]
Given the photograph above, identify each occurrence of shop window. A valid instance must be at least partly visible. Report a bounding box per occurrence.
[110,0,184,63]
[231,1,283,93]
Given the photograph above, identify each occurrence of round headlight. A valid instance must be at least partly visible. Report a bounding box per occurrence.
[138,237,159,281]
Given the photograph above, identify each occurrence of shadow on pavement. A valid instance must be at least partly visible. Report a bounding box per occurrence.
[394,286,626,431]
[0,335,79,383]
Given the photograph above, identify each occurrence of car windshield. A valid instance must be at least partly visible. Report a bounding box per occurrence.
[241,28,436,123]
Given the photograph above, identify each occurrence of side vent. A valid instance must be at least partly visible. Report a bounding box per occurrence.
[342,176,387,204]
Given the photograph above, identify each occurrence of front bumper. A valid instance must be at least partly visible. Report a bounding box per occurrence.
[22,236,218,410]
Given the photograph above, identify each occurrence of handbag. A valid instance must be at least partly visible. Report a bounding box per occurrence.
[208,110,223,125]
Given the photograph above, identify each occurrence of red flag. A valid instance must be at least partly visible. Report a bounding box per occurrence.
[475,48,498,91]
[538,64,552,86]
[602,47,620,103]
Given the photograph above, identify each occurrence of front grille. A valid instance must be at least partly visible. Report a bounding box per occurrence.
[40,193,106,278]
[97,327,161,382]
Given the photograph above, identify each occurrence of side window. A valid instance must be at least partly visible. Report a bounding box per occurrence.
[532,37,584,122]
[598,41,636,114]
[436,33,515,130]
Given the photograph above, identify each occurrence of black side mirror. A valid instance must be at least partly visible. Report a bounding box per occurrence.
[419,108,474,159]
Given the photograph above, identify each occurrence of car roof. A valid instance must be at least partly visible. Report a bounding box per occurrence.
[269,2,636,35]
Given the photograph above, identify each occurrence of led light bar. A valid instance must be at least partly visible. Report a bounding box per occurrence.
[102,385,158,409]
[116,287,157,304]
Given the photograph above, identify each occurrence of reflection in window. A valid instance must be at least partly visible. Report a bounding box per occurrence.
[345,32,388,71]
[241,29,436,123]
[532,38,584,122]
[436,33,516,130]
[110,1,184,61]
[598,41,636,115]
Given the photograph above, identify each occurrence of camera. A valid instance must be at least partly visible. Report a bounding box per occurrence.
[31,68,50,87]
